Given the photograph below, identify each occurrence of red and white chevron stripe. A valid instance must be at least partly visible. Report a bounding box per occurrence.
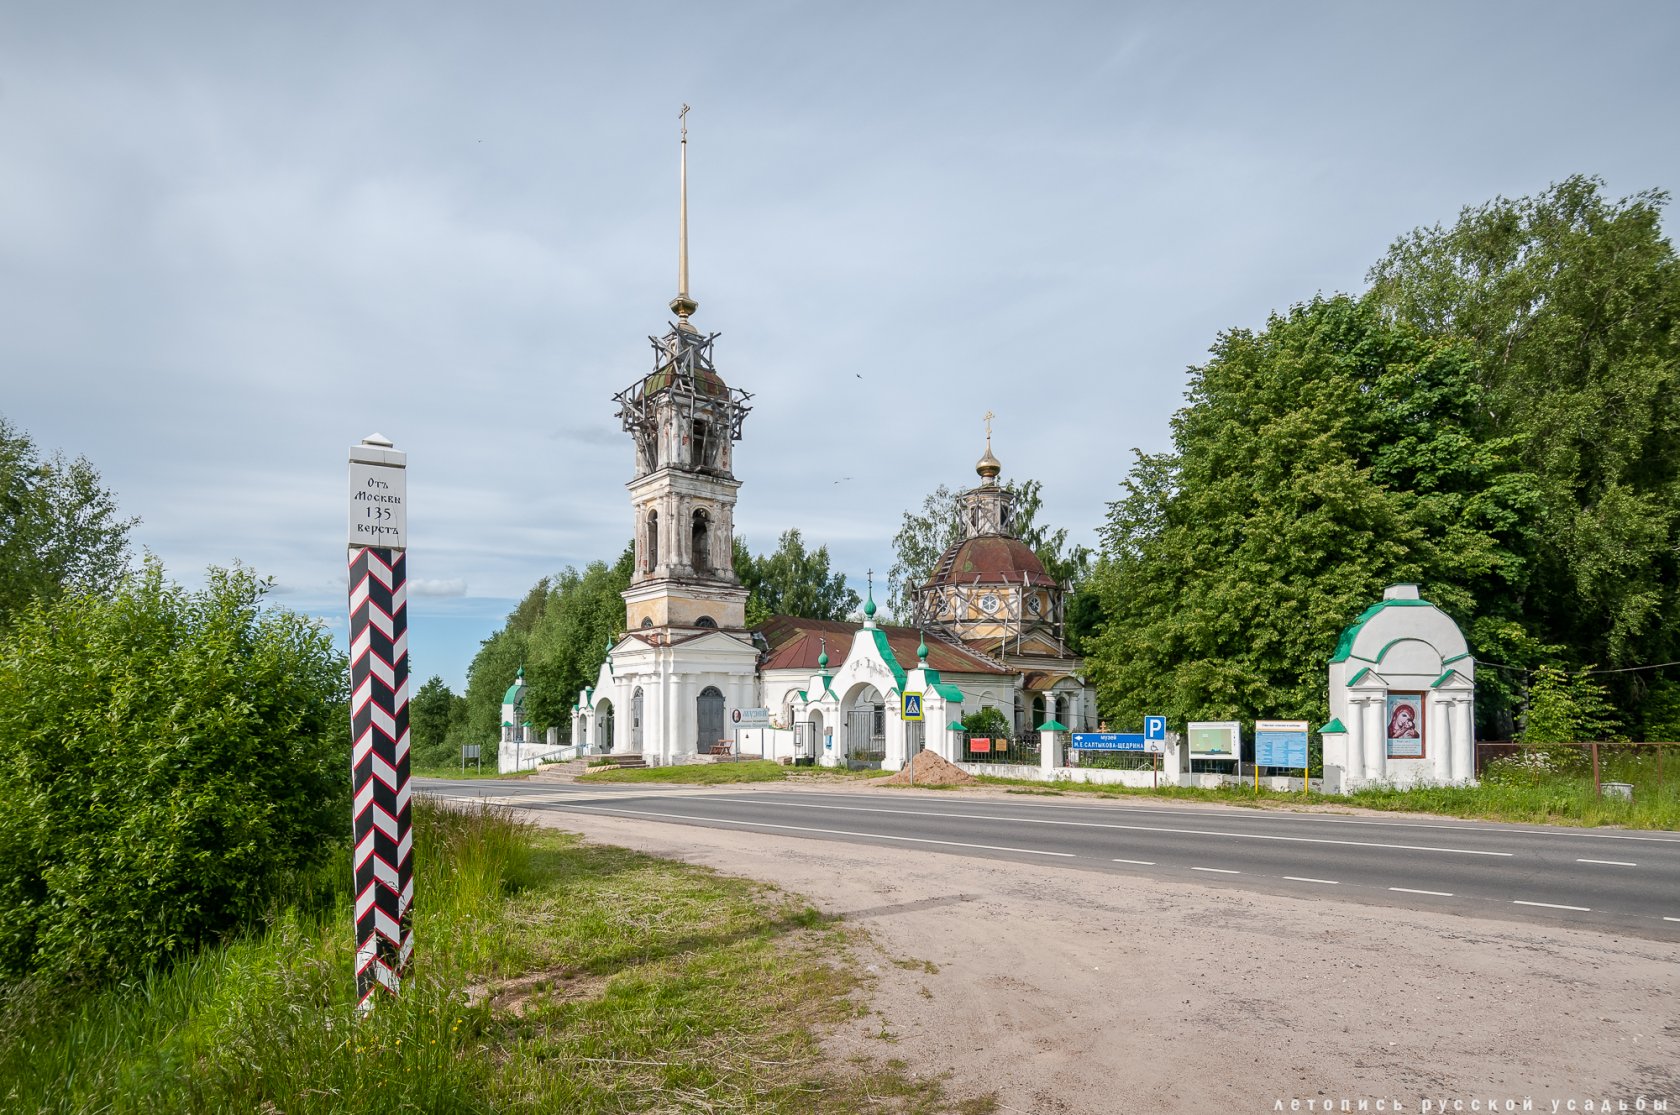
[348,545,412,1010]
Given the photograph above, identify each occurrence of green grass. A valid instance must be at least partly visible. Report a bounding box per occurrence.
[579,760,789,785]
[0,798,985,1113]
[952,752,1680,829]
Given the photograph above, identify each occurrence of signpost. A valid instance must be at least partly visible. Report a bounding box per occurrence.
[460,743,481,772]
[1187,721,1241,765]
[1255,719,1310,793]
[730,706,769,761]
[901,691,923,721]
[346,434,412,1012]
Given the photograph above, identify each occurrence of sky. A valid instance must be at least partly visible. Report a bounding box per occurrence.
[4,2,1678,693]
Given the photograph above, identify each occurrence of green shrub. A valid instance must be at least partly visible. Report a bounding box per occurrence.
[0,560,348,985]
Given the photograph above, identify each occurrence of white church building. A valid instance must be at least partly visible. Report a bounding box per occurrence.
[504,118,1094,773]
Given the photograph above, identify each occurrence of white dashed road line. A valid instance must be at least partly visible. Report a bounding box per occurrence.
[1285,877,1340,884]
[1390,887,1453,897]
[559,804,1077,858]
[1514,900,1591,912]
[1192,867,1240,874]
[1112,858,1156,866]
[1576,859,1636,866]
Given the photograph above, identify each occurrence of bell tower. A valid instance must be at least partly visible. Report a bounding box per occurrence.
[614,107,752,632]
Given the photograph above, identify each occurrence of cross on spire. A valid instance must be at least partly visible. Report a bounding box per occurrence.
[671,103,698,330]
[983,410,995,449]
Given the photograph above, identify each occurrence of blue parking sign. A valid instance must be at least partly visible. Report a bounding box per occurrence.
[1144,715,1167,740]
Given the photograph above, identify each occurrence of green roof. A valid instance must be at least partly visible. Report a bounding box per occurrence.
[1038,720,1068,732]
[1432,668,1471,689]
[933,683,964,703]
[868,628,907,689]
[947,720,967,731]
[1319,718,1347,734]
[1329,598,1437,663]
[503,680,525,704]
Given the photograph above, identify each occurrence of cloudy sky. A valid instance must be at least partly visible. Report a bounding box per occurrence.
[4,3,1678,692]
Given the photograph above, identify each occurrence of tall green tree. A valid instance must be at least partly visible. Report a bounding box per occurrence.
[1369,176,1680,720]
[0,415,136,629]
[524,544,635,728]
[733,529,859,626]
[409,675,459,768]
[1089,296,1529,731]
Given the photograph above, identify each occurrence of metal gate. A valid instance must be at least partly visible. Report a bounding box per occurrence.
[697,686,725,753]
[845,702,886,768]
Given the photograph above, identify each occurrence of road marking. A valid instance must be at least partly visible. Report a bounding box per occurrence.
[1514,900,1590,912]
[549,804,1076,858]
[1389,887,1453,897]
[1576,858,1636,866]
[707,798,1515,857]
[1191,867,1240,874]
[1112,858,1156,866]
[1284,876,1340,885]
[743,790,1680,844]
[1665,917,1680,923]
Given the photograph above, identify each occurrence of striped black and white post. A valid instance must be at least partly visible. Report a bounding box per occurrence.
[346,433,413,1010]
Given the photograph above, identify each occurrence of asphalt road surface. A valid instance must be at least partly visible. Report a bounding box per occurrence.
[418,777,1680,940]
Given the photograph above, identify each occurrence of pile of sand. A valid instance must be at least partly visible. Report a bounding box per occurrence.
[882,749,979,786]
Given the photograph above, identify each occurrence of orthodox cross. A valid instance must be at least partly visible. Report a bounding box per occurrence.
[983,410,995,447]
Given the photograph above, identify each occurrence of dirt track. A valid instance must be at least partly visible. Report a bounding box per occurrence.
[511,791,1680,1114]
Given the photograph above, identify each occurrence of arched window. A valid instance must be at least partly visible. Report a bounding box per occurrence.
[646,510,659,570]
[691,509,711,573]
[641,616,654,628]
[695,615,717,628]
[692,419,712,469]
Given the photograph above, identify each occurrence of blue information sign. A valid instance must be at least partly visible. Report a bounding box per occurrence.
[1144,716,1167,740]
[1255,728,1308,769]
[1071,732,1147,751]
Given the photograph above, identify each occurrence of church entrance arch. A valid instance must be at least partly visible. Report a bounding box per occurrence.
[842,683,886,769]
[697,686,725,754]
[595,698,615,753]
[631,687,644,751]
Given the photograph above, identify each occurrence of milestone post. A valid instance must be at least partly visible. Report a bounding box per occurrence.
[346,432,413,1011]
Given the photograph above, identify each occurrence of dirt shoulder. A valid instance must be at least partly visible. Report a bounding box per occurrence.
[508,794,1680,1115]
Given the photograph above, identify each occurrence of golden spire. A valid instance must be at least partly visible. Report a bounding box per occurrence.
[976,409,1001,482]
[670,103,699,332]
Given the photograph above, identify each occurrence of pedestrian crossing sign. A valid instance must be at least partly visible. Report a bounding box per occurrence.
[902,691,923,721]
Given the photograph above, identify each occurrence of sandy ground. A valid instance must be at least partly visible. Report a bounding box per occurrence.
[506,790,1680,1114]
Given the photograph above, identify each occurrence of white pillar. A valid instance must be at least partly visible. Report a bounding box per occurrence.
[1451,698,1474,783]
[1345,703,1366,783]
[1039,728,1059,776]
[1363,697,1385,781]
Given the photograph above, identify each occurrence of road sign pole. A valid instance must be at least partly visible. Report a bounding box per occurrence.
[346,434,413,1012]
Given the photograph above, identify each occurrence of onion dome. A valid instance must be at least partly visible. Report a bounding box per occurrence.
[976,443,1001,481]
[917,635,928,663]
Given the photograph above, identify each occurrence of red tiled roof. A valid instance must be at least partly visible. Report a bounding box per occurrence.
[754,616,1012,675]
[925,536,1056,589]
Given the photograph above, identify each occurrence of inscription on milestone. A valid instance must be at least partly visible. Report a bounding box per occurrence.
[348,461,406,548]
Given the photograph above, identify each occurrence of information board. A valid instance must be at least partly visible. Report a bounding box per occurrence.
[1072,732,1147,751]
[731,707,770,728]
[1254,720,1309,769]
[1187,721,1241,762]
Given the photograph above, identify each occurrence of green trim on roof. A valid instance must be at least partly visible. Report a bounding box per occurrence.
[1329,598,1438,663]
[947,720,967,731]
[502,681,524,704]
[1432,668,1472,689]
[1348,666,1376,686]
[797,689,808,703]
[868,628,907,689]
[933,683,964,703]
[1319,718,1347,734]
[502,720,513,727]
[1038,719,1068,732]
[1442,652,1471,665]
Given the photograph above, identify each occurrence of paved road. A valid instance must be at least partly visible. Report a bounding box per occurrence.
[417,777,1680,939]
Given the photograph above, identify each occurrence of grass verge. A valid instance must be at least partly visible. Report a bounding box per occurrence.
[0,798,985,1113]
[957,758,1680,829]
[578,761,894,786]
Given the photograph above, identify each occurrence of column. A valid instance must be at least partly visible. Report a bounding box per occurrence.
[1363,696,1385,781]
[1345,699,1366,783]
[1452,698,1474,783]
[1429,694,1453,783]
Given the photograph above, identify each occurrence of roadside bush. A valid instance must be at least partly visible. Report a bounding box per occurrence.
[0,560,348,985]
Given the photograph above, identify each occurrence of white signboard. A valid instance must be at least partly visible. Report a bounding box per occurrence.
[1187,720,1241,762]
[731,707,770,729]
[347,439,407,550]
